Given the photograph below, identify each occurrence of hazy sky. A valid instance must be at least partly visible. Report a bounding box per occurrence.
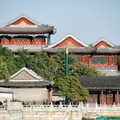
[0,0,120,45]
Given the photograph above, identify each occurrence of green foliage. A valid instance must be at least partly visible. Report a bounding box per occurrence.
[74,63,101,76]
[0,57,10,81]
[53,51,101,100]
[14,49,30,69]
[54,51,78,78]
[117,56,120,71]
[53,76,89,100]
[0,45,13,59]
[54,51,101,78]
[32,52,57,80]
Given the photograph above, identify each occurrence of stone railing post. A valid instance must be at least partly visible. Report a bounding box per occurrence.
[95,102,98,108]
[50,102,53,110]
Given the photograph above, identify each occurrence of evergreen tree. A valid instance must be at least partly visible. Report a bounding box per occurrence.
[0,57,10,81]
[54,51,101,78]
[53,76,89,101]
[117,56,120,71]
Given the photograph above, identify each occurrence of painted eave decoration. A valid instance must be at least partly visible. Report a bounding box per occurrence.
[47,34,88,48]
[92,38,115,48]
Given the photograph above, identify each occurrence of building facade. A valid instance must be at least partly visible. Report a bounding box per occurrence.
[0,67,52,103]
[80,76,120,105]
[0,15,120,105]
[0,15,119,74]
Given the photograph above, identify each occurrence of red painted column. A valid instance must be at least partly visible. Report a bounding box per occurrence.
[87,56,90,65]
[41,37,45,45]
[3,37,7,44]
[50,56,53,59]
[100,91,104,105]
[81,56,84,63]
[10,38,14,45]
[32,38,36,45]
[116,91,119,105]
[48,91,51,104]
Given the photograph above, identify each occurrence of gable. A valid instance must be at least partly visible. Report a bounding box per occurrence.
[92,38,115,48]
[11,18,35,25]
[56,37,84,47]
[11,70,36,80]
[47,34,88,48]
[95,41,111,48]
[10,67,43,81]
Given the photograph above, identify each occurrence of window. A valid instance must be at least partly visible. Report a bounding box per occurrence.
[88,94,98,103]
[111,57,114,64]
[77,57,80,63]
[91,57,108,64]
[91,58,94,64]
[36,37,42,41]
[95,58,99,64]
[103,58,107,64]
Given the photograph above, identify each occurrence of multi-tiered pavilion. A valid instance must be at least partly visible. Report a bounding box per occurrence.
[0,14,56,52]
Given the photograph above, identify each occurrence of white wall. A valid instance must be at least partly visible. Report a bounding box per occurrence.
[0,93,12,102]
[12,88,48,102]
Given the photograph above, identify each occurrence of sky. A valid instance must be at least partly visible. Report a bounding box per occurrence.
[0,0,120,45]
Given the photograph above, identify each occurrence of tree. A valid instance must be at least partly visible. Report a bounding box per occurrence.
[53,76,89,101]
[26,52,57,80]
[0,57,10,81]
[54,51,78,78]
[117,56,120,71]
[53,51,101,100]
[74,63,101,76]
[54,51,101,78]
[14,49,30,69]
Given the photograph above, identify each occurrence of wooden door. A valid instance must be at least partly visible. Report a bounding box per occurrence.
[106,94,113,105]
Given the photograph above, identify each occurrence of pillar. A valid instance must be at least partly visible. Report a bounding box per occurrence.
[10,37,14,45]
[47,35,50,44]
[2,37,7,44]
[81,56,84,63]
[87,56,90,64]
[32,37,36,45]
[116,91,119,105]
[100,91,104,105]
[48,91,51,104]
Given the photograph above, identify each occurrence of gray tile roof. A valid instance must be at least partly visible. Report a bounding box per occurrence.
[44,47,120,54]
[80,76,120,89]
[44,47,96,53]
[0,25,54,34]
[0,14,55,34]
[0,80,52,87]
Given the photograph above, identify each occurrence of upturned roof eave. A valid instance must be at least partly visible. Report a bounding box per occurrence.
[0,81,53,87]
[0,29,54,34]
[85,87,120,90]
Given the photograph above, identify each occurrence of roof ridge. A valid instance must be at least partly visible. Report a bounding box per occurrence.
[4,14,42,27]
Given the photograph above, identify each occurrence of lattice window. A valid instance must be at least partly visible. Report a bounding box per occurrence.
[111,57,114,64]
[77,57,80,63]
[14,37,32,41]
[91,57,108,64]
